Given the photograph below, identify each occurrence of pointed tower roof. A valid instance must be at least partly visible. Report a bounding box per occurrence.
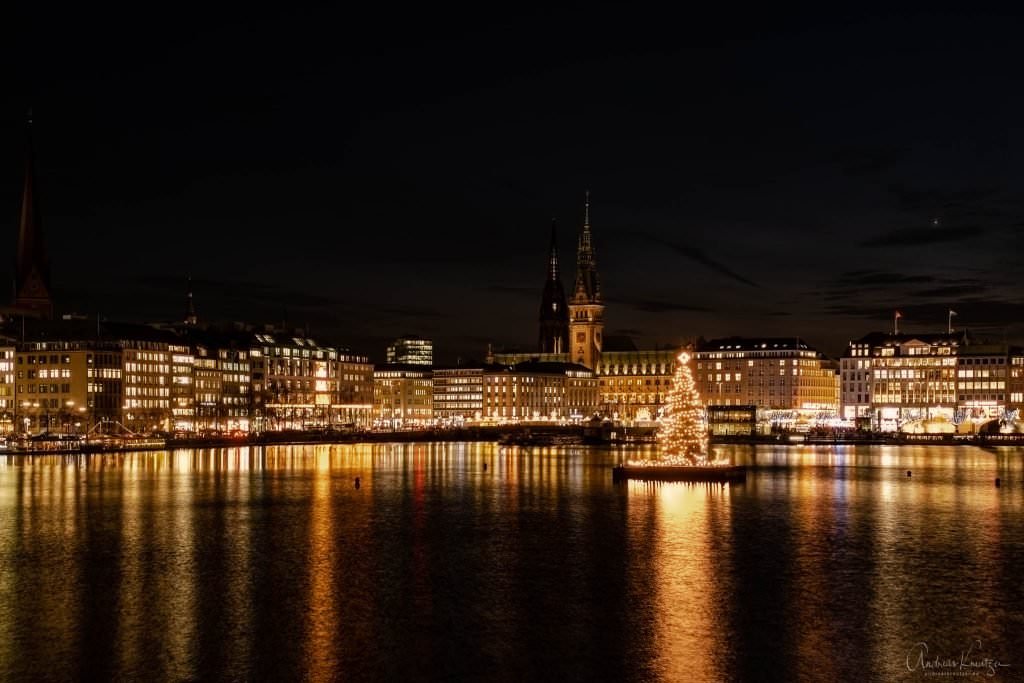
[548,217,560,282]
[572,190,601,303]
[13,109,53,318]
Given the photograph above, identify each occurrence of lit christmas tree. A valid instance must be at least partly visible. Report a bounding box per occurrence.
[657,349,708,464]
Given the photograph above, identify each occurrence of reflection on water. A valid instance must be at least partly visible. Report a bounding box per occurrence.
[0,443,1022,681]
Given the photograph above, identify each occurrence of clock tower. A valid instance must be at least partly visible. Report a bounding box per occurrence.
[568,192,604,370]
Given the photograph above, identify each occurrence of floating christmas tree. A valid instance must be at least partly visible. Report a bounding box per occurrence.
[657,349,708,464]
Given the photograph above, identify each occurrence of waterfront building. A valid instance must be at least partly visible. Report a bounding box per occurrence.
[188,334,251,433]
[14,347,89,434]
[839,336,874,423]
[335,351,374,428]
[432,365,485,423]
[170,342,194,432]
[0,344,15,433]
[482,361,598,422]
[567,192,604,370]
[695,337,839,430]
[956,343,1011,426]
[250,331,337,430]
[859,332,959,432]
[386,336,433,366]
[840,331,1020,432]
[1011,351,1024,412]
[373,364,433,428]
[595,344,678,422]
[15,319,179,434]
[538,219,569,354]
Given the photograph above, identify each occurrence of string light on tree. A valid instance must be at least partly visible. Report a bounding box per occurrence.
[628,348,718,467]
[657,349,709,463]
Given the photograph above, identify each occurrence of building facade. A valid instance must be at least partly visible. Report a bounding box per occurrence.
[596,348,678,422]
[695,338,839,427]
[432,366,485,423]
[386,336,433,366]
[482,361,598,422]
[373,364,433,427]
[335,351,374,428]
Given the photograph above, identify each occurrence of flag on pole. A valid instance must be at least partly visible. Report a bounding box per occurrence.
[949,309,958,317]
[895,310,903,319]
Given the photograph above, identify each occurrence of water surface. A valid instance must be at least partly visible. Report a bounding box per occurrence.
[0,443,1021,682]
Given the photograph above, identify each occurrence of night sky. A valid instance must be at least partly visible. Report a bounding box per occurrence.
[5,6,1024,362]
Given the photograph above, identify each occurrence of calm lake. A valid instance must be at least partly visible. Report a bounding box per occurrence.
[0,443,1021,682]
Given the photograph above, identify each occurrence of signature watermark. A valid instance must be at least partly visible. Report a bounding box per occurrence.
[906,640,1011,678]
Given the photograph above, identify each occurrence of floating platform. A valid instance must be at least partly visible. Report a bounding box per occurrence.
[612,464,747,483]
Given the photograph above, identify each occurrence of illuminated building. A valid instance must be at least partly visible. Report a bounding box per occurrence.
[9,113,54,319]
[15,320,179,434]
[0,344,14,433]
[954,343,1010,426]
[386,336,433,366]
[15,348,89,434]
[373,364,433,428]
[482,361,598,422]
[170,343,194,431]
[695,338,839,430]
[595,344,678,422]
[1011,351,1024,410]
[250,332,337,430]
[335,352,374,428]
[538,219,569,354]
[862,333,960,432]
[189,335,251,432]
[568,192,604,370]
[432,365,485,423]
[839,336,874,422]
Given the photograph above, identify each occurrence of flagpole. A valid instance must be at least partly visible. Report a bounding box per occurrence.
[894,311,899,335]
[948,310,952,335]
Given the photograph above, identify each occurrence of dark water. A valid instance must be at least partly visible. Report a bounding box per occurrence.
[0,443,1022,682]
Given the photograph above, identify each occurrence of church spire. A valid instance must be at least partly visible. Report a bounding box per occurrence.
[13,109,53,318]
[538,219,569,354]
[548,217,560,281]
[572,190,600,303]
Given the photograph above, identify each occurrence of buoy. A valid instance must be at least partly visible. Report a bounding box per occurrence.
[906,470,912,478]
[995,477,1001,487]
[354,476,361,489]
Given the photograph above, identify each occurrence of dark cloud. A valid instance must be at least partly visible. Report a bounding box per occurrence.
[860,225,983,248]
[378,304,446,319]
[912,284,988,298]
[834,270,937,287]
[480,284,535,298]
[132,274,345,309]
[604,295,713,314]
[886,185,1000,212]
[622,232,758,287]
[830,146,906,177]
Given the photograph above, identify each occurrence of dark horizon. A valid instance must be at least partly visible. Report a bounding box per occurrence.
[5,6,1023,362]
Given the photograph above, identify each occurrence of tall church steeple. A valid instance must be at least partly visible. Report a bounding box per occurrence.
[538,219,569,353]
[13,110,53,318]
[568,191,604,369]
[572,190,601,303]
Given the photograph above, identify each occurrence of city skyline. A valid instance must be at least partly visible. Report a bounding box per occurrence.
[4,6,1023,363]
